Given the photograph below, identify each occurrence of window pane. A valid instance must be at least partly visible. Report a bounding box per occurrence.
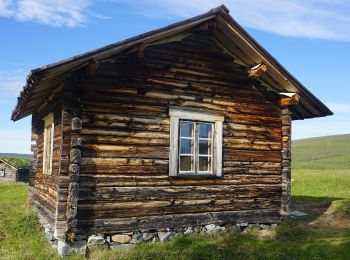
[199,140,212,155]
[180,156,193,171]
[199,123,212,138]
[180,121,194,137]
[199,156,211,172]
[180,138,193,154]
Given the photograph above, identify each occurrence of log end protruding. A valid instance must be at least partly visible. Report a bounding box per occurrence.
[279,93,300,107]
[86,59,99,78]
[249,63,267,78]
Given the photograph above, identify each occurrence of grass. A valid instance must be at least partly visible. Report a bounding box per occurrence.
[292,169,350,199]
[0,156,32,168]
[0,183,58,260]
[0,134,349,259]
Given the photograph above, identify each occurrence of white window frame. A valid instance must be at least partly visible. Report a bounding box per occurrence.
[43,113,54,175]
[0,169,4,177]
[169,107,224,177]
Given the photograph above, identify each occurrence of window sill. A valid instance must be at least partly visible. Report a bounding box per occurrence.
[170,174,222,179]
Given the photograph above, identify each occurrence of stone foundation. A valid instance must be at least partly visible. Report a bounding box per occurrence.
[42,222,278,256]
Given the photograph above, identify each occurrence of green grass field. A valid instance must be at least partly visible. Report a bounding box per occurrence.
[0,134,349,259]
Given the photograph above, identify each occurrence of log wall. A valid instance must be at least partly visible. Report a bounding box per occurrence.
[30,105,62,225]
[76,31,284,234]
[0,162,16,182]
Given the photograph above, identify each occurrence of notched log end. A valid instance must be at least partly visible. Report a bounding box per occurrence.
[85,59,99,78]
[71,137,83,147]
[278,93,300,107]
[71,117,82,131]
[249,63,267,78]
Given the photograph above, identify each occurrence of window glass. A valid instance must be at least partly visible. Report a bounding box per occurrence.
[180,139,193,154]
[199,123,212,138]
[198,139,211,155]
[179,120,213,174]
[180,156,194,171]
[180,121,194,137]
[199,156,211,172]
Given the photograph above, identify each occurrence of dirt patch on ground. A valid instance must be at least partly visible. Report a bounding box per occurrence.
[312,200,350,228]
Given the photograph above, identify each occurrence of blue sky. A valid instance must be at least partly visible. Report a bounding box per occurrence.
[1,0,350,153]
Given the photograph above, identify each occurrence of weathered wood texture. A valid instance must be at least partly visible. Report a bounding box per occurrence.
[30,106,62,225]
[76,32,283,234]
[280,108,291,216]
[0,161,16,182]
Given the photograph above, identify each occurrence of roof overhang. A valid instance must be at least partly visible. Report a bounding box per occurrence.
[0,159,17,170]
[11,5,333,121]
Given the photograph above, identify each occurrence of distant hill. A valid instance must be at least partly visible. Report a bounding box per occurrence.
[292,134,350,170]
[0,153,33,168]
[0,153,33,158]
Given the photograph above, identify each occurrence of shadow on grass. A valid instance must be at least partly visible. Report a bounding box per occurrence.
[291,195,344,222]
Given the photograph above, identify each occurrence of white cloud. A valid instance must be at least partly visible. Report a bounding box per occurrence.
[119,0,350,41]
[1,0,350,41]
[0,0,92,27]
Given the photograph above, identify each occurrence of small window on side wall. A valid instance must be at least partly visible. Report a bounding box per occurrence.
[43,113,54,175]
[169,107,224,177]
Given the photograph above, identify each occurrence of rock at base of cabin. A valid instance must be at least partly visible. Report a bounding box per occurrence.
[71,240,87,254]
[157,231,176,242]
[57,240,87,256]
[142,232,155,241]
[46,222,280,255]
[130,231,143,244]
[290,210,308,218]
[183,227,193,235]
[260,224,272,230]
[106,235,112,244]
[232,224,242,232]
[57,241,71,256]
[75,234,87,241]
[245,224,260,231]
[152,235,160,243]
[112,234,132,244]
[205,224,225,232]
[46,232,55,242]
[87,234,108,248]
[237,222,249,228]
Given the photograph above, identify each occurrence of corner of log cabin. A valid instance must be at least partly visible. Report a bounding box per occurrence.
[76,31,284,234]
[30,85,64,227]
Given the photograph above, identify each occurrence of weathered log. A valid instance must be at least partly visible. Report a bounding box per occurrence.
[71,117,82,131]
[77,209,280,234]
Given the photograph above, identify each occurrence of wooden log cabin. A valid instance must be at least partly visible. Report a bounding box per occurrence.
[11,5,332,253]
[0,159,17,182]
[0,159,30,183]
